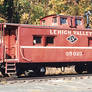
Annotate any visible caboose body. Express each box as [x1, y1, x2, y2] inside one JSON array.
[[0, 14, 92, 76]]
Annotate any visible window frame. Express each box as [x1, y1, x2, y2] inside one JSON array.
[[60, 17, 67, 24], [75, 19, 82, 26], [42, 20, 45, 25], [52, 17, 57, 24], [46, 36, 55, 45], [33, 35, 42, 45], [88, 37, 92, 46]]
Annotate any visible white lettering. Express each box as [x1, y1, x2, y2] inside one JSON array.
[[65, 51, 83, 56], [68, 31, 72, 35], [54, 30, 57, 34], [89, 32, 92, 36], [50, 30, 53, 34], [57, 30, 62, 35], [50, 29, 92, 36], [50, 30, 72, 35]]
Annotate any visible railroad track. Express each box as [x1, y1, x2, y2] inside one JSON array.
[[0, 73, 92, 84]]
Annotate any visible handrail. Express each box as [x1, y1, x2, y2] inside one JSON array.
[[20, 48, 31, 62]]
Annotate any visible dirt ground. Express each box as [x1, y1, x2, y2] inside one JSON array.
[[0, 75, 92, 92], [0, 66, 92, 92]]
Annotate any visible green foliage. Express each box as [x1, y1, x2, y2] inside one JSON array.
[[0, 0, 91, 25]]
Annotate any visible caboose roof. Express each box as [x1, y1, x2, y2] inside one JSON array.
[[40, 14, 84, 20], [2, 23, 58, 29], [2, 23, 92, 31]]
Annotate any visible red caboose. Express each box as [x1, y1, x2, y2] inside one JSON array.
[[0, 14, 92, 76]]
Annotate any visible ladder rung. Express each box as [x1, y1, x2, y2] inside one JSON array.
[[7, 64, 15, 66], [5, 62, 16, 75], [7, 68, 16, 71]]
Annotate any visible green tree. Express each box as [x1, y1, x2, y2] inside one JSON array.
[[0, 0, 6, 22], [17, 0, 46, 24], [0, 0, 91, 25], [3, 0, 14, 22]]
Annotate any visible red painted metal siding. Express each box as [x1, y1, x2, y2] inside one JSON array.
[[22, 48, 92, 62], [19, 26, 92, 63], [0, 21, 91, 63]]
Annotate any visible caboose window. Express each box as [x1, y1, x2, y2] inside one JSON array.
[[53, 17, 57, 23], [88, 37, 92, 46], [42, 20, 45, 25], [46, 36, 54, 44], [33, 36, 42, 44], [75, 19, 81, 25], [60, 17, 67, 24]]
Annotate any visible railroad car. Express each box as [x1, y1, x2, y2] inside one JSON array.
[[0, 14, 92, 76]]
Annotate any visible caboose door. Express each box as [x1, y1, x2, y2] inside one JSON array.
[[4, 25, 18, 60]]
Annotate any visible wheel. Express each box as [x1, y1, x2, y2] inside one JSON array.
[[75, 65, 84, 74], [16, 70, 24, 77], [1, 68, 5, 76], [33, 67, 46, 76], [0, 64, 8, 77], [24, 70, 30, 77]]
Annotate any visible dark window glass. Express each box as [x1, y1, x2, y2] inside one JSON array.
[[42, 20, 45, 24], [88, 37, 92, 46], [33, 36, 42, 44], [75, 19, 81, 25], [60, 18, 67, 24], [53, 17, 57, 23], [46, 37, 54, 44]]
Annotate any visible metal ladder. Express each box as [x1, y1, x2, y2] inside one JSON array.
[[5, 62, 16, 76]]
